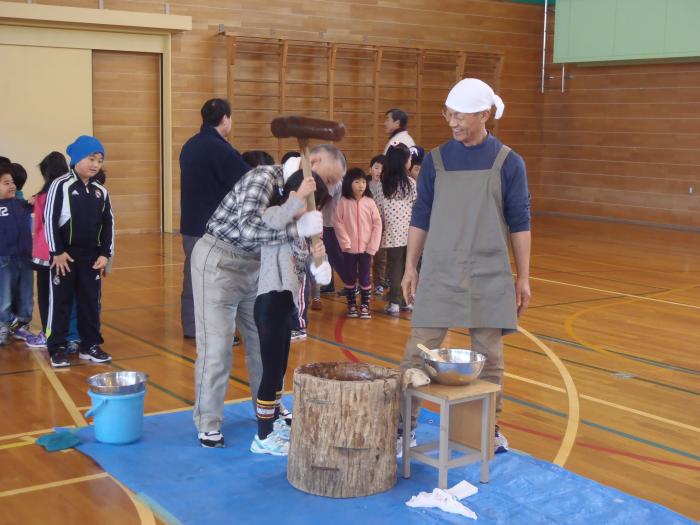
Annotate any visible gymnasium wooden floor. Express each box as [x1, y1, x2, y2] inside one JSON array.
[[1, 216, 698, 524]]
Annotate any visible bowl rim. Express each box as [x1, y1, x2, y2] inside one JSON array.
[[87, 371, 149, 386]]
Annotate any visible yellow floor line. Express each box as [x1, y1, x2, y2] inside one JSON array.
[[110, 476, 156, 525], [29, 350, 87, 427], [564, 284, 699, 360], [506, 373, 700, 433], [0, 473, 109, 498], [0, 440, 34, 451], [518, 326, 580, 467], [0, 426, 76, 442], [531, 276, 700, 310]]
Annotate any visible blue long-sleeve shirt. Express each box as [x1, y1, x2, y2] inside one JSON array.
[[411, 134, 531, 233]]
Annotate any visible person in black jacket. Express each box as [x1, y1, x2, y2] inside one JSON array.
[[179, 98, 250, 338], [44, 135, 114, 368]]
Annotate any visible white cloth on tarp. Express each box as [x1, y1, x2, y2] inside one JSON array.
[[405, 480, 479, 520]]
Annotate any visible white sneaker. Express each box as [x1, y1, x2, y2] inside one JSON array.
[[198, 431, 225, 448], [384, 303, 400, 315], [396, 429, 417, 458], [251, 431, 289, 456], [273, 417, 291, 441], [494, 424, 509, 453], [290, 329, 307, 341], [401, 304, 413, 312]]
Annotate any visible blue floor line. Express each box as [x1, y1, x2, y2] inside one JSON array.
[[506, 397, 700, 463], [533, 333, 700, 376], [308, 334, 700, 464]]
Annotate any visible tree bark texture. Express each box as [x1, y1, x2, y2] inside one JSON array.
[[287, 362, 400, 498]]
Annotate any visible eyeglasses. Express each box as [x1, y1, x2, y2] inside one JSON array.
[[441, 109, 483, 123]]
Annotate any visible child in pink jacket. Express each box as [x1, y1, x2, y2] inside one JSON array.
[[25, 152, 70, 348], [334, 168, 382, 319]]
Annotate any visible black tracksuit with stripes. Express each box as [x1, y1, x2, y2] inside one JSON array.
[[44, 171, 114, 355]]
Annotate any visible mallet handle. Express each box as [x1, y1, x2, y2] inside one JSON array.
[[298, 139, 325, 267]]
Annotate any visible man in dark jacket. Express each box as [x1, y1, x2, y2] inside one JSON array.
[[179, 98, 250, 338]]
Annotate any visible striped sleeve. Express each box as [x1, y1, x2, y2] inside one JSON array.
[[44, 175, 70, 255], [94, 182, 115, 257]]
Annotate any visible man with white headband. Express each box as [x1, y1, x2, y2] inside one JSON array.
[[399, 78, 531, 455]]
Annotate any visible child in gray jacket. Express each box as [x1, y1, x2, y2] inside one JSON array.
[[250, 170, 331, 456]]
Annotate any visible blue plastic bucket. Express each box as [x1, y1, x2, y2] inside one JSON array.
[[86, 389, 146, 444]]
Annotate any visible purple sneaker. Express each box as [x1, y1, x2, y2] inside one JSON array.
[[12, 323, 34, 341], [25, 332, 47, 348]]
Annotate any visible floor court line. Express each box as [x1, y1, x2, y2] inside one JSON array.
[[28, 349, 86, 427], [499, 421, 700, 473], [533, 277, 700, 310], [564, 284, 700, 361], [309, 332, 698, 459], [0, 473, 110, 498], [507, 373, 700, 434]]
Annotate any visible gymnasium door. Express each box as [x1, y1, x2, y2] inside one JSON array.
[[92, 51, 162, 233]]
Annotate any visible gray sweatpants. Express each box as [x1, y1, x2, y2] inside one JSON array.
[[191, 234, 263, 433]]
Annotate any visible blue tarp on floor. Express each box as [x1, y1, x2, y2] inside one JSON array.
[[74, 399, 694, 525]]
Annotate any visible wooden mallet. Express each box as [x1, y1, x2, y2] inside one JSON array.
[[270, 116, 346, 265]]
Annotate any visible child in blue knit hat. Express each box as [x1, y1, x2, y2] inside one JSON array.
[[44, 135, 115, 367]]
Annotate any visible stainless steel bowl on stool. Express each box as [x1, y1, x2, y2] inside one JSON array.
[[87, 371, 148, 395], [423, 349, 486, 386]]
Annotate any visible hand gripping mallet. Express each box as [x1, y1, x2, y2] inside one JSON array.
[[270, 116, 346, 266]]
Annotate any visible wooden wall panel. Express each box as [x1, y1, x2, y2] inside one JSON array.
[[539, 27, 700, 229], [3, 0, 544, 231], [93, 50, 161, 233]]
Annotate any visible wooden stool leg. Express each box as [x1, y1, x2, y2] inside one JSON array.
[[402, 390, 412, 479], [438, 400, 450, 489], [480, 393, 492, 483]]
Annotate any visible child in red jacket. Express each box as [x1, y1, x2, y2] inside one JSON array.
[[334, 168, 382, 319]]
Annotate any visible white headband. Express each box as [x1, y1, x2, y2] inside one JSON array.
[[445, 78, 505, 120]]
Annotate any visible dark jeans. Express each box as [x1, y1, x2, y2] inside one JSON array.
[[341, 252, 372, 290], [181, 235, 199, 337], [254, 290, 294, 439], [322, 226, 345, 287], [386, 246, 407, 305], [0, 256, 33, 326]]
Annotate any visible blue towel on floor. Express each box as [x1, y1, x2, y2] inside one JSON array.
[[36, 430, 81, 452]]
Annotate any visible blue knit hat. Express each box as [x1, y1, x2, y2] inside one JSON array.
[[66, 135, 105, 167]]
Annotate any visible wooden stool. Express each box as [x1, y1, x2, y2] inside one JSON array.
[[401, 380, 501, 489]]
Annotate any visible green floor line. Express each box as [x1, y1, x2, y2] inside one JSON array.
[[101, 321, 249, 387]]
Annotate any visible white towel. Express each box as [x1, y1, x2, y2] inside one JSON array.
[[445, 78, 505, 119], [405, 480, 479, 520]]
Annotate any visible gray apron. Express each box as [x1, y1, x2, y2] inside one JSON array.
[[411, 145, 517, 332]]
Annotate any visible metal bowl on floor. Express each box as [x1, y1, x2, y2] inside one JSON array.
[[87, 371, 148, 395], [423, 349, 486, 386]]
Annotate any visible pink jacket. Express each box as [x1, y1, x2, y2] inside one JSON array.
[[32, 192, 50, 264], [334, 196, 382, 256]]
